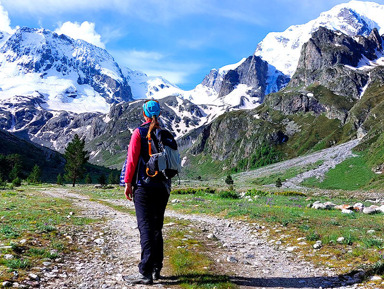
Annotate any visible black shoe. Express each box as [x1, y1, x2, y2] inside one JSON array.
[[153, 269, 161, 280], [123, 273, 153, 285]]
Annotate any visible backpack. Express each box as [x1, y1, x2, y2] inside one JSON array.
[[119, 127, 181, 186], [146, 128, 182, 180]]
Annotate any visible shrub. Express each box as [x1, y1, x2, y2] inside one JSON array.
[[171, 188, 197, 195], [12, 177, 21, 187], [5, 258, 31, 270], [218, 190, 240, 199], [306, 232, 321, 241], [0, 176, 7, 189], [246, 189, 269, 197], [274, 191, 306, 197], [171, 187, 217, 195]]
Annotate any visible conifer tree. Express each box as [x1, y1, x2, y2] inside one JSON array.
[[64, 134, 89, 187], [57, 173, 63, 185], [85, 173, 92, 184], [28, 164, 41, 184], [9, 154, 22, 181], [98, 174, 106, 185], [276, 177, 283, 188], [225, 175, 234, 185], [108, 173, 114, 185]]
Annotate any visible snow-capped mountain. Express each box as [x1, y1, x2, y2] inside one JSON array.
[[255, 0, 384, 77], [0, 27, 132, 113], [124, 68, 183, 99]]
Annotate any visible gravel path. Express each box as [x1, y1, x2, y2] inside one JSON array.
[[37, 188, 373, 289]]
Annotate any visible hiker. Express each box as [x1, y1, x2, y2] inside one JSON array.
[[123, 99, 170, 285]]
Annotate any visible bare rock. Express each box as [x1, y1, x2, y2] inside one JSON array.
[[313, 241, 322, 249], [227, 256, 238, 263], [2, 281, 12, 287], [363, 205, 379, 214], [28, 273, 40, 281], [337, 237, 345, 243], [335, 204, 353, 210], [4, 254, 14, 260], [353, 203, 364, 211], [341, 209, 354, 214]]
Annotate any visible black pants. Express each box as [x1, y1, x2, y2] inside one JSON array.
[[133, 186, 169, 276]]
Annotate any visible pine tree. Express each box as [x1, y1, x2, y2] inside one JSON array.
[[9, 154, 22, 181], [98, 174, 106, 185], [85, 173, 92, 184], [225, 175, 234, 185], [57, 173, 63, 185], [108, 173, 114, 185], [64, 134, 89, 187], [276, 177, 283, 188], [28, 164, 41, 184]]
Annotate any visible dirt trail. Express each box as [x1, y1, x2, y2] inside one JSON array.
[[39, 189, 366, 289]]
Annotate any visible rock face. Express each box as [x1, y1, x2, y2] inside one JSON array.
[[290, 27, 383, 100], [201, 55, 289, 107]]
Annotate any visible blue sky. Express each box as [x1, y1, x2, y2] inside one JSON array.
[[1, 0, 384, 90]]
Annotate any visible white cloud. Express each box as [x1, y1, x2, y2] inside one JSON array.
[[0, 2, 15, 34], [112, 49, 202, 85], [55, 21, 105, 48]]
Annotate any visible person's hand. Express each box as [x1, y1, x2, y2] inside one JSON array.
[[124, 183, 133, 201]]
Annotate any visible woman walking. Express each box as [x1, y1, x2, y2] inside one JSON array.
[[123, 99, 170, 285]]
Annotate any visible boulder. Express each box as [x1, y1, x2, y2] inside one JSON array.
[[363, 205, 380, 214], [337, 237, 345, 243], [313, 203, 326, 210], [335, 204, 353, 210], [313, 240, 322, 249], [324, 202, 336, 209], [353, 203, 364, 212], [342, 209, 354, 214]]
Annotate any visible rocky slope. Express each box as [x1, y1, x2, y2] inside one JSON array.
[[182, 26, 384, 177]]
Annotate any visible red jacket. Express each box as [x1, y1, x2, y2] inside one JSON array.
[[124, 120, 151, 184]]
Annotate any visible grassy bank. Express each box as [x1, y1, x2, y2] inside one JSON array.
[[302, 152, 383, 190]]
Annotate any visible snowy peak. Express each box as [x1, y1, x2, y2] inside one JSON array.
[[0, 27, 132, 113], [255, 0, 384, 77], [124, 68, 183, 100]]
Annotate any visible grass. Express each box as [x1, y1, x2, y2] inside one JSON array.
[[302, 152, 381, 190], [249, 161, 324, 186], [166, 188, 384, 275], [165, 219, 237, 289], [0, 185, 94, 283]]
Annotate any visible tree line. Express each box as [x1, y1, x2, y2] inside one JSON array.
[[0, 134, 120, 189]]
